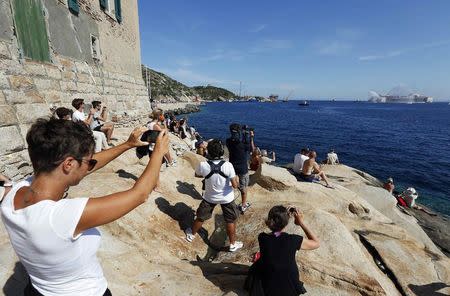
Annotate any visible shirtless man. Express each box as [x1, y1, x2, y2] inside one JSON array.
[[301, 151, 333, 188]]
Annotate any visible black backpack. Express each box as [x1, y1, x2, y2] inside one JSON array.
[[202, 160, 229, 190]]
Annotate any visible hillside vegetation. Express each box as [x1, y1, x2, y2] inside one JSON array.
[[142, 65, 235, 101]]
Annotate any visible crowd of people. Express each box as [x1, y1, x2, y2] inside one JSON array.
[[4, 106, 430, 295]]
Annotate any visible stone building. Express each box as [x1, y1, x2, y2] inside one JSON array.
[[0, 0, 150, 179]]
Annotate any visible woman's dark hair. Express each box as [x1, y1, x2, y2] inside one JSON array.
[[26, 118, 95, 174], [207, 139, 224, 159], [266, 205, 290, 232], [92, 100, 102, 108], [55, 107, 73, 119], [71, 98, 84, 109]]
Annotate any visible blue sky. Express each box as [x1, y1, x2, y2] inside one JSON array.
[[138, 0, 450, 100]]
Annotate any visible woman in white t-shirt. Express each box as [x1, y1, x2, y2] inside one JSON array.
[[1, 118, 169, 295]]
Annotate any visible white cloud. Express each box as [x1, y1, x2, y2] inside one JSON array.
[[359, 40, 450, 61], [315, 28, 362, 56], [250, 39, 293, 53], [317, 40, 352, 55], [249, 24, 267, 33], [175, 58, 194, 67], [158, 68, 223, 85]]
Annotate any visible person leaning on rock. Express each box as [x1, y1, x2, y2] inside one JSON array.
[[1, 117, 169, 295], [244, 205, 320, 295], [185, 139, 243, 252]]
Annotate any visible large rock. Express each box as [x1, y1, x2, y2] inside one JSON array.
[[0, 129, 449, 296]]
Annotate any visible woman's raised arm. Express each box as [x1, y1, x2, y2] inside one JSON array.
[[88, 127, 149, 174], [75, 130, 169, 236]]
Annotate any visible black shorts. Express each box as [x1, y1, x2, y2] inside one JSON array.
[[300, 173, 319, 182], [93, 124, 104, 131], [196, 200, 239, 223]]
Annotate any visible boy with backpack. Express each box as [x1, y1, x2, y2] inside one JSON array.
[[185, 139, 243, 252]]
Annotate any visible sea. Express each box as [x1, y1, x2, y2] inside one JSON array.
[[184, 101, 450, 217]]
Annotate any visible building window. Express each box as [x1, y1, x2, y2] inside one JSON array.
[[100, 0, 116, 20], [90, 35, 100, 60], [13, 0, 50, 62]]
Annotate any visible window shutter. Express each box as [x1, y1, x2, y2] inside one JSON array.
[[99, 0, 107, 10], [114, 0, 122, 23], [68, 0, 79, 15]]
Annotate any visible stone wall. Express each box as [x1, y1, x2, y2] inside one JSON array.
[[0, 0, 150, 178]]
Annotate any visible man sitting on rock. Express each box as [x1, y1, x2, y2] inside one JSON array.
[[185, 139, 243, 252], [71, 98, 108, 153], [293, 148, 309, 174], [326, 149, 339, 165], [300, 151, 333, 188], [91, 100, 115, 145]]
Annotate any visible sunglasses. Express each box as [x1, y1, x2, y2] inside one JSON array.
[[75, 158, 98, 171]]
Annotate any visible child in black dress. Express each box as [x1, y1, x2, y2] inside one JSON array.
[[245, 205, 320, 296]]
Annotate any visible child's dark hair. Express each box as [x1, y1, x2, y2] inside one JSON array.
[[266, 205, 290, 232], [206, 139, 224, 159], [26, 118, 95, 175]]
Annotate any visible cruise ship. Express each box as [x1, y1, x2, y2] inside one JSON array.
[[368, 91, 433, 104]]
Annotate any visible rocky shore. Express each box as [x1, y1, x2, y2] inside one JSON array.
[[1, 127, 449, 295]]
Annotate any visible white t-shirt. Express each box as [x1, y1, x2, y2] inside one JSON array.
[[0, 179, 107, 296], [327, 152, 339, 164], [293, 154, 309, 174], [195, 160, 236, 204], [90, 111, 103, 130], [72, 110, 86, 123]]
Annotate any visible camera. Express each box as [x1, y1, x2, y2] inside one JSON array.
[[145, 130, 161, 144]]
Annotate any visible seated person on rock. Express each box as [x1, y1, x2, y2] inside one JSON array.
[[71, 98, 108, 153], [54, 107, 73, 120], [326, 149, 339, 165], [300, 151, 333, 188], [91, 101, 115, 145], [147, 109, 176, 167], [383, 177, 395, 194], [245, 205, 319, 295], [196, 140, 208, 157], [250, 147, 262, 171], [292, 148, 309, 174], [261, 149, 275, 164], [1, 117, 169, 295], [185, 139, 243, 252]]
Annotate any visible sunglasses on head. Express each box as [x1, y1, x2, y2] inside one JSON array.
[[75, 158, 97, 171]]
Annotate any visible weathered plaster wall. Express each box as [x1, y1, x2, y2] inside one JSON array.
[[0, 0, 14, 40], [0, 0, 149, 177], [43, 0, 100, 63]]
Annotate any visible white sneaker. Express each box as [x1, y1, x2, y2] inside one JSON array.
[[229, 241, 243, 252], [185, 228, 195, 242], [239, 202, 251, 213]]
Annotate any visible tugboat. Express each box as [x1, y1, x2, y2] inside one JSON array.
[[298, 100, 309, 106]]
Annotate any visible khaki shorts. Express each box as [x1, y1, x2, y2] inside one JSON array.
[[196, 200, 240, 223]]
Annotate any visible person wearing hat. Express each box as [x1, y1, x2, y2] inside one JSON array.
[[383, 177, 395, 194]]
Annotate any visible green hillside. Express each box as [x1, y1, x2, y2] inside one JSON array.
[[141, 65, 235, 101]]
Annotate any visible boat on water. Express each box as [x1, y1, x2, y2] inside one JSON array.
[[368, 90, 433, 104], [298, 100, 309, 106]]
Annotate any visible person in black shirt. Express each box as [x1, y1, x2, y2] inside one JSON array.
[[226, 124, 254, 213], [246, 205, 320, 295]]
